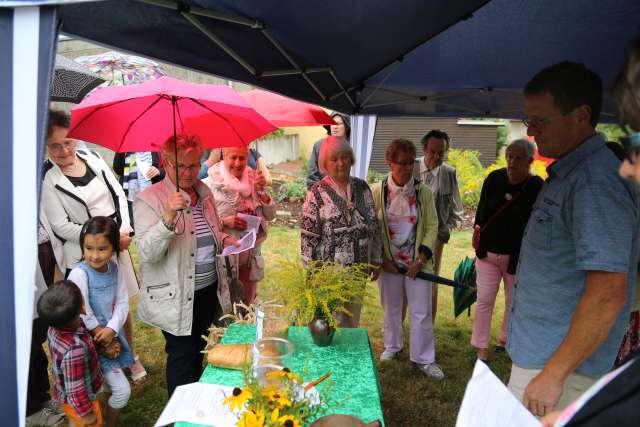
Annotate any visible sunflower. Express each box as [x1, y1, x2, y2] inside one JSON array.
[[278, 414, 302, 427], [223, 387, 253, 411], [237, 409, 265, 427]]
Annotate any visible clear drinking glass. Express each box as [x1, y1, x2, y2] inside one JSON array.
[[256, 302, 289, 339], [252, 337, 294, 367]]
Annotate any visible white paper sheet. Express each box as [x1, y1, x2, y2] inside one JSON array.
[[456, 360, 540, 427], [237, 213, 261, 234], [218, 230, 256, 257], [154, 382, 238, 427], [136, 156, 153, 182]]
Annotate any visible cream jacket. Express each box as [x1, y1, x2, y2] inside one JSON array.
[[134, 177, 234, 336], [41, 148, 132, 269]]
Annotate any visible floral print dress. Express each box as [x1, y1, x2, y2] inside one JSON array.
[[301, 176, 381, 266]]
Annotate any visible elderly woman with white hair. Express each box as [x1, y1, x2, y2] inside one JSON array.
[[301, 136, 382, 327], [133, 134, 238, 397], [203, 145, 275, 304], [471, 138, 543, 362]]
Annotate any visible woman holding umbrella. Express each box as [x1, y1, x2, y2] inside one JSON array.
[[371, 139, 444, 380], [133, 134, 239, 398]]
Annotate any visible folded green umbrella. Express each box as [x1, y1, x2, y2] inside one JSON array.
[[453, 257, 478, 317]]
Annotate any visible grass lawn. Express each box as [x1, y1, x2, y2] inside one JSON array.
[[122, 228, 512, 426]]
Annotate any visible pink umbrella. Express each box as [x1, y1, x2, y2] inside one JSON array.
[[68, 76, 277, 153], [238, 89, 335, 127]]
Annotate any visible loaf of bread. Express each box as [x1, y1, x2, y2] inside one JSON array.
[[207, 344, 253, 370]]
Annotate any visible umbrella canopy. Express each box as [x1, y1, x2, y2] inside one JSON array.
[[74, 50, 166, 87], [453, 257, 477, 318], [51, 54, 104, 103], [68, 76, 277, 153], [239, 89, 335, 127]]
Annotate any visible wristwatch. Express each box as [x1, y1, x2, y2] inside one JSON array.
[[161, 216, 176, 231]]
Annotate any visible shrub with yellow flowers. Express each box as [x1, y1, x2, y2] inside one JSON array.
[[224, 367, 329, 427]]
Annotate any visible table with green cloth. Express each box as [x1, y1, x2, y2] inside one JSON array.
[[177, 323, 384, 426]]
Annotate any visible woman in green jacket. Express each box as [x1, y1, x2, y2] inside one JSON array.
[[371, 139, 443, 379]]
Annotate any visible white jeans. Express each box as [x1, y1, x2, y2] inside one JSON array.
[[103, 368, 131, 409], [507, 364, 596, 411]]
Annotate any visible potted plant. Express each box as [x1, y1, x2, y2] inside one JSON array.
[[266, 258, 371, 346]]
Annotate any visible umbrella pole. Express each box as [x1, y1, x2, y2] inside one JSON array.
[[172, 96, 179, 192]]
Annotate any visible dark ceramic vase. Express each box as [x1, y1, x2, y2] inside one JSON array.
[[308, 317, 335, 347]]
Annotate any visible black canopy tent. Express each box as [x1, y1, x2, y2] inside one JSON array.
[[2, 1, 639, 425]]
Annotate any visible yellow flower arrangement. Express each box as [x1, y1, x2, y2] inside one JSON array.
[[224, 366, 330, 427]]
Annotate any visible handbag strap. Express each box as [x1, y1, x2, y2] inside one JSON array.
[[480, 175, 532, 233]]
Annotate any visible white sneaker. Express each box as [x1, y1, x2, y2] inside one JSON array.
[[416, 362, 445, 380], [379, 350, 400, 362]]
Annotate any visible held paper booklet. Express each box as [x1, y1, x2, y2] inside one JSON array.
[[456, 360, 539, 427]]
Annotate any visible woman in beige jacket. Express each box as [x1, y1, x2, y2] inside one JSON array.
[[134, 134, 238, 397]]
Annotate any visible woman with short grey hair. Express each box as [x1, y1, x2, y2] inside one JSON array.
[[506, 138, 536, 160], [134, 134, 238, 397], [470, 139, 543, 362], [301, 136, 381, 327]]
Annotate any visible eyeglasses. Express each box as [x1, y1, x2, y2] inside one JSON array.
[[167, 161, 200, 173], [522, 114, 565, 129], [47, 140, 75, 152]]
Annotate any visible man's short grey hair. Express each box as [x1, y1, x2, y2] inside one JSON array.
[[506, 138, 536, 159], [318, 136, 355, 172]]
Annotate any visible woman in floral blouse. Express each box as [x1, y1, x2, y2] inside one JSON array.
[[371, 139, 443, 380], [301, 136, 381, 327]]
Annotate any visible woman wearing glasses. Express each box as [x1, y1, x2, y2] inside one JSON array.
[[133, 134, 238, 397], [41, 110, 148, 381], [371, 139, 444, 379]]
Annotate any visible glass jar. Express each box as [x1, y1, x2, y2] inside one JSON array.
[[256, 302, 289, 339], [252, 337, 294, 368]]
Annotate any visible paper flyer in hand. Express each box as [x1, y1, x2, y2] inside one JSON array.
[[154, 382, 238, 427], [455, 360, 539, 427], [218, 230, 256, 257], [236, 213, 261, 234]]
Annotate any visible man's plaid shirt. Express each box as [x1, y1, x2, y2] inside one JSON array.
[[47, 320, 104, 416]]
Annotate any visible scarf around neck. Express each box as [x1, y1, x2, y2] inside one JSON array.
[[209, 162, 253, 198]]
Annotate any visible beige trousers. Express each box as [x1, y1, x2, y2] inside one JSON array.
[[507, 364, 597, 411]]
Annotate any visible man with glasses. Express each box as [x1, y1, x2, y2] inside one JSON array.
[[507, 61, 640, 417], [413, 130, 463, 325]]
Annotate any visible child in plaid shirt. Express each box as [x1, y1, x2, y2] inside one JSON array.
[[37, 280, 104, 427]]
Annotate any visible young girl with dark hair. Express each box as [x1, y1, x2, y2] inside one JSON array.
[[67, 216, 132, 427]]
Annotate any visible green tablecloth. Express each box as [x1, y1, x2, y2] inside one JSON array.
[[178, 324, 384, 426]]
